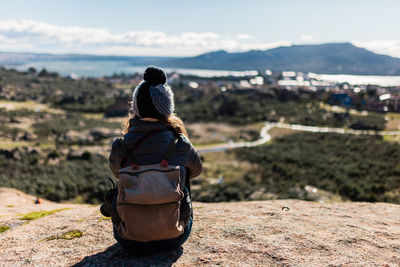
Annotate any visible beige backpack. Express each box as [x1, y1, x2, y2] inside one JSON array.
[[115, 133, 185, 242]]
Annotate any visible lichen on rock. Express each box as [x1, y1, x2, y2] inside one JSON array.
[[0, 225, 10, 233], [19, 208, 72, 222], [42, 230, 83, 241]]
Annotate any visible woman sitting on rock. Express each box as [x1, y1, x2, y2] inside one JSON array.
[[101, 66, 202, 255]]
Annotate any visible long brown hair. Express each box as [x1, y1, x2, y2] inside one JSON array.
[[122, 114, 188, 137]]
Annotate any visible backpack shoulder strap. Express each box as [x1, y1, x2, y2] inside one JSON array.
[[160, 135, 179, 167], [121, 130, 161, 168]]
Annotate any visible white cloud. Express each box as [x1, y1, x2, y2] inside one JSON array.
[[301, 34, 314, 41], [353, 40, 400, 58], [236, 34, 251, 40], [2, 20, 400, 58], [0, 19, 290, 56]]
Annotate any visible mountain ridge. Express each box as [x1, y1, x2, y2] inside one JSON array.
[[154, 42, 400, 75]]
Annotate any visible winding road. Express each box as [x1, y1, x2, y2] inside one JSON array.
[[197, 122, 400, 153]]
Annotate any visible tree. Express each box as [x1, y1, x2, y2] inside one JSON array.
[[38, 68, 49, 77], [28, 67, 37, 75]]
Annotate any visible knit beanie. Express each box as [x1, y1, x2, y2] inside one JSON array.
[[131, 66, 174, 119]]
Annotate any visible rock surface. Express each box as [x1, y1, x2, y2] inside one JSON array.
[[0, 187, 399, 266]]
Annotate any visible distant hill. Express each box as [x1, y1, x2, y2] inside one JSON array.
[[2, 43, 400, 75], [152, 43, 400, 75]]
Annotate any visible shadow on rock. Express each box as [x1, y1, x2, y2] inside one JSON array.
[[73, 243, 184, 267]]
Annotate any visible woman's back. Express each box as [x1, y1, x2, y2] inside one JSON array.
[[104, 66, 202, 255], [116, 118, 202, 177]]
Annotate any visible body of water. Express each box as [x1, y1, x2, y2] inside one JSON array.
[[318, 74, 400, 87], [8, 60, 400, 86], [10, 60, 258, 78]]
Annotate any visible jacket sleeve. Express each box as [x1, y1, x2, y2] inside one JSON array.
[[181, 135, 203, 179], [109, 137, 125, 179]]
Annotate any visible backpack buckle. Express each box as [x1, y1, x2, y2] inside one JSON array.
[[131, 163, 139, 170], [161, 160, 169, 168]]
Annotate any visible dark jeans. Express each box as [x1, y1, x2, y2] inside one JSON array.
[[113, 217, 193, 256]]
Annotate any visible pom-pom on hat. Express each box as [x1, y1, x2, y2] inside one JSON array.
[[143, 66, 167, 85], [131, 66, 174, 119]]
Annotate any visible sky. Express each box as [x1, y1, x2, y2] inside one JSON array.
[[0, 0, 400, 57]]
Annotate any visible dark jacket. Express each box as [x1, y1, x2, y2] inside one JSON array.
[[109, 118, 202, 225]]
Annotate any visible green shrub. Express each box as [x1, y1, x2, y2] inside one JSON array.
[[234, 132, 400, 203], [0, 153, 113, 203]]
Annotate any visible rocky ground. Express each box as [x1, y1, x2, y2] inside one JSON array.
[[0, 187, 399, 266]]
